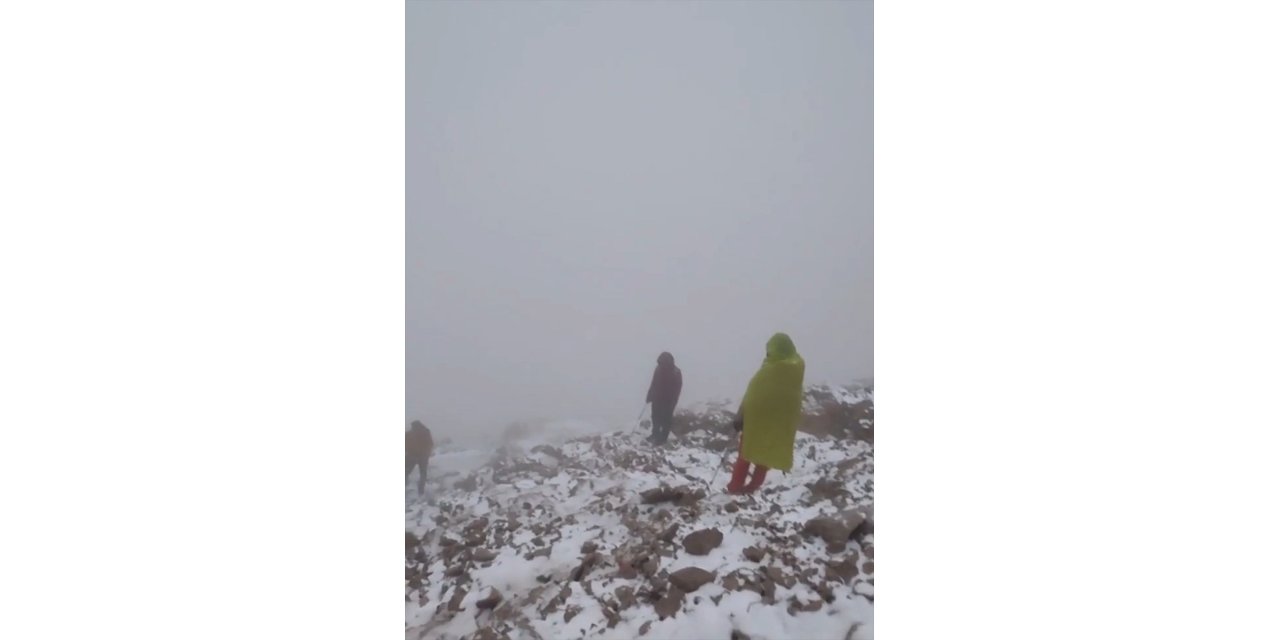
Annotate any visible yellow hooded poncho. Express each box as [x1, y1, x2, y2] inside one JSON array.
[[740, 333, 806, 471]]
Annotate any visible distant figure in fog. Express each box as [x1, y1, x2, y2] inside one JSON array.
[[645, 352, 683, 445], [405, 420, 434, 495], [727, 333, 805, 494]]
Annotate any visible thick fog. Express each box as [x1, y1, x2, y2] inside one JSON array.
[[407, 1, 872, 444]]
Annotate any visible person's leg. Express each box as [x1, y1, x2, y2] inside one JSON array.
[[745, 463, 770, 492], [726, 434, 750, 492], [725, 455, 750, 493], [406, 458, 414, 486], [416, 457, 428, 495], [654, 405, 674, 444]]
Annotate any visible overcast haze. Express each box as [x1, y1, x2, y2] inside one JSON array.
[[407, 0, 872, 442]]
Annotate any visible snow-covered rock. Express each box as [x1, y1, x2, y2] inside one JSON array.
[[406, 396, 874, 640]]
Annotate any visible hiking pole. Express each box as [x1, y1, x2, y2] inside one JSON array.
[[631, 403, 649, 434], [706, 445, 737, 488]]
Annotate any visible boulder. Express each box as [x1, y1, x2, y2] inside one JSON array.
[[681, 528, 724, 555], [669, 567, 716, 593], [801, 509, 867, 549], [447, 585, 469, 612], [654, 587, 685, 619], [475, 587, 502, 611], [659, 523, 680, 543]]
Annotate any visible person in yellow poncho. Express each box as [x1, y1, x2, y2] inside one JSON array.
[[726, 332, 806, 494]]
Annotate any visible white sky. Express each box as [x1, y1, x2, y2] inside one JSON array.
[[407, 0, 872, 440]]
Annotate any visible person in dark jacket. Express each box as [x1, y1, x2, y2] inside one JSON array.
[[405, 420, 434, 496], [645, 352, 683, 445]]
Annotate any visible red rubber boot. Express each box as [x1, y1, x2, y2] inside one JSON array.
[[725, 456, 750, 494], [744, 464, 769, 493]]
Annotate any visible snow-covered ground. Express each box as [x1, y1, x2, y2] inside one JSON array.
[[406, 396, 874, 640]]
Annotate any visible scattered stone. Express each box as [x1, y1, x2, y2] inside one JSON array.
[[616, 558, 639, 579], [642, 556, 660, 577], [569, 552, 602, 582], [669, 567, 716, 592], [475, 587, 502, 611], [722, 575, 741, 591], [659, 523, 680, 543], [640, 487, 682, 504], [826, 556, 860, 583], [788, 596, 824, 614], [801, 510, 867, 550], [523, 547, 551, 561], [639, 621, 653, 636], [682, 528, 724, 555], [538, 598, 560, 619], [677, 489, 706, 507], [447, 585, 469, 612], [612, 585, 637, 610], [641, 485, 703, 506], [440, 542, 465, 563], [852, 516, 874, 543], [765, 566, 797, 588], [725, 502, 739, 513], [471, 627, 510, 640], [757, 577, 777, 603], [563, 605, 582, 622], [654, 587, 685, 619], [806, 478, 848, 502], [439, 535, 458, 547], [863, 545, 874, 559], [743, 547, 766, 562], [472, 548, 497, 563], [581, 541, 598, 554], [405, 531, 421, 553], [444, 565, 466, 578], [863, 561, 874, 575], [465, 517, 489, 532], [731, 630, 752, 640], [802, 517, 845, 546]]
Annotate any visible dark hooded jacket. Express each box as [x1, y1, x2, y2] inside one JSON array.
[[406, 420, 434, 462], [646, 352, 683, 413]]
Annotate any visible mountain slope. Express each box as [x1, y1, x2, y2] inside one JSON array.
[[406, 386, 874, 640]]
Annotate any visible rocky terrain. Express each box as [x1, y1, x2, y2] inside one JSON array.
[[406, 384, 874, 640]]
